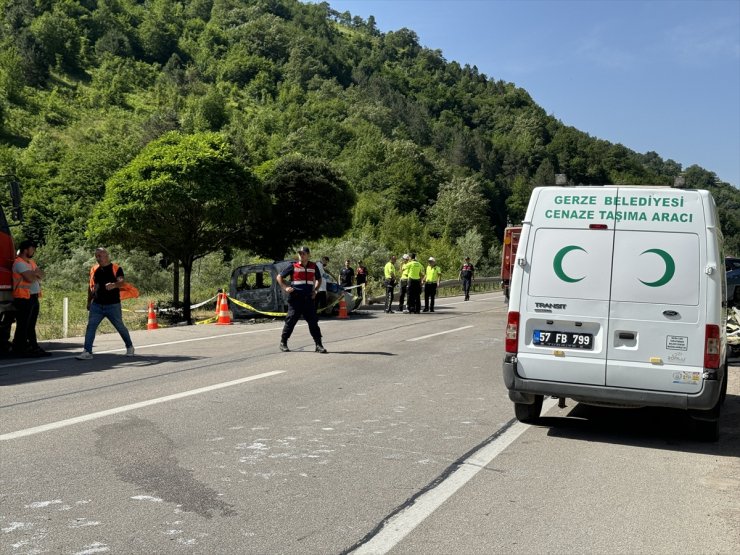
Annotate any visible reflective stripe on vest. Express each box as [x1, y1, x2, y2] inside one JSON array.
[[291, 261, 317, 285], [12, 257, 38, 299]]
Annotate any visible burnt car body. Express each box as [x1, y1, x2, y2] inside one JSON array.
[[229, 261, 359, 318], [726, 256, 740, 306]]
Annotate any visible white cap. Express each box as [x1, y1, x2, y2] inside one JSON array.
[[402, 254, 410, 260], [428, 257, 435, 262]]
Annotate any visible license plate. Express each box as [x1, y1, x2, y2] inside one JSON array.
[[533, 330, 593, 350]]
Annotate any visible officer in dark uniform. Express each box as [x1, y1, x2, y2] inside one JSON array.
[[459, 256, 475, 301], [277, 246, 327, 353]]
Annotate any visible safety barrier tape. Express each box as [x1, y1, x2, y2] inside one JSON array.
[[122, 290, 359, 322]]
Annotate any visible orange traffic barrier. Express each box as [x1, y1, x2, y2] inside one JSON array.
[[338, 295, 349, 319], [215, 293, 233, 325], [146, 301, 159, 330]]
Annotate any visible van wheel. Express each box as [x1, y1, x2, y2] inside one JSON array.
[[720, 365, 728, 406], [514, 395, 543, 424], [691, 417, 719, 442]]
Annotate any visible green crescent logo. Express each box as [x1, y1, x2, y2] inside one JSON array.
[[639, 249, 675, 287], [553, 245, 586, 283]]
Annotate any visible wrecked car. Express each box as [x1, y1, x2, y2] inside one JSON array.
[[229, 261, 359, 318]]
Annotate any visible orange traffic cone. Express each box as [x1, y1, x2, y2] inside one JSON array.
[[147, 301, 159, 330], [215, 293, 233, 325], [215, 292, 222, 318], [338, 295, 349, 319]]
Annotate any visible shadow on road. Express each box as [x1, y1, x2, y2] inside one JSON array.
[[0, 354, 202, 387], [539, 391, 740, 457]]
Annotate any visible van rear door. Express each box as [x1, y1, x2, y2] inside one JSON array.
[[516, 188, 614, 385], [606, 189, 705, 394]]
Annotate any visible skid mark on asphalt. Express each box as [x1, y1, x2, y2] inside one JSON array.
[[95, 417, 236, 519]]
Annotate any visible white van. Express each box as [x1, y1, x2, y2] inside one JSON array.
[[502, 186, 728, 440]]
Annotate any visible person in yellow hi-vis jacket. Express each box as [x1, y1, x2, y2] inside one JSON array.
[[405, 253, 424, 314], [383, 254, 397, 313], [423, 257, 442, 312]]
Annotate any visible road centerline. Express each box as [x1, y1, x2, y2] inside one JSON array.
[[0, 370, 285, 441], [406, 325, 473, 342]]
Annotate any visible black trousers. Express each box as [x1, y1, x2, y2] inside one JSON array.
[[384, 280, 395, 312], [12, 295, 40, 352], [462, 278, 472, 299], [407, 279, 422, 313], [314, 291, 327, 314], [282, 293, 322, 344], [424, 283, 438, 311], [397, 279, 408, 311]]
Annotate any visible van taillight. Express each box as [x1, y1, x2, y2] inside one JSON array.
[[704, 325, 720, 369], [506, 311, 519, 354]]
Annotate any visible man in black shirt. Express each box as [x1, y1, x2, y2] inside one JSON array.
[[340, 259, 354, 288], [76, 247, 136, 360]]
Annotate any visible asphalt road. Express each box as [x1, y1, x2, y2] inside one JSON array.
[[1, 293, 738, 554]]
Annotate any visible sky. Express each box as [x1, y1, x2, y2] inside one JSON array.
[[319, 0, 740, 188]]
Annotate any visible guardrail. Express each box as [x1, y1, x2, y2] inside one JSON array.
[[364, 277, 502, 306]]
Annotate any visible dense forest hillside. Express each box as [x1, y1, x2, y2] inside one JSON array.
[[1, 0, 738, 279]]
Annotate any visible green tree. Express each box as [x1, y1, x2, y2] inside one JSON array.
[[257, 154, 356, 260], [427, 176, 490, 242], [88, 131, 268, 323]]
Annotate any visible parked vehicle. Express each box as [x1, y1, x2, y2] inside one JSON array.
[[726, 256, 740, 306], [500, 226, 521, 302], [0, 177, 22, 353], [229, 260, 359, 318], [503, 186, 728, 440]]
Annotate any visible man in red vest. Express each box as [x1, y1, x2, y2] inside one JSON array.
[[76, 247, 137, 360], [277, 246, 327, 353], [12, 239, 50, 357]]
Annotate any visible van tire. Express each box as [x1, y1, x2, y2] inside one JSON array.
[[692, 417, 719, 442], [514, 395, 543, 424], [719, 364, 728, 406]]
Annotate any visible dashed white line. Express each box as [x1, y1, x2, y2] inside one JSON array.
[[0, 370, 285, 441]]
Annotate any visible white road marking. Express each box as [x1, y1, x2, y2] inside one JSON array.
[[406, 325, 473, 342], [352, 398, 558, 554], [0, 326, 286, 369], [0, 370, 284, 441]]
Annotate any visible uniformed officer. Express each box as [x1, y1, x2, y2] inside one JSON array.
[[423, 257, 441, 312], [277, 246, 327, 353], [459, 256, 475, 301], [405, 253, 424, 314], [397, 254, 410, 312], [383, 254, 397, 313]]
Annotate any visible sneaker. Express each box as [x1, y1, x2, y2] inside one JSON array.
[[315, 344, 328, 354], [279, 342, 290, 352], [126, 346, 135, 356], [76, 351, 93, 360]]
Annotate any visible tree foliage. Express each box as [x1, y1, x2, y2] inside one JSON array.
[[88, 131, 268, 321], [0, 0, 738, 289], [258, 154, 356, 260]]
